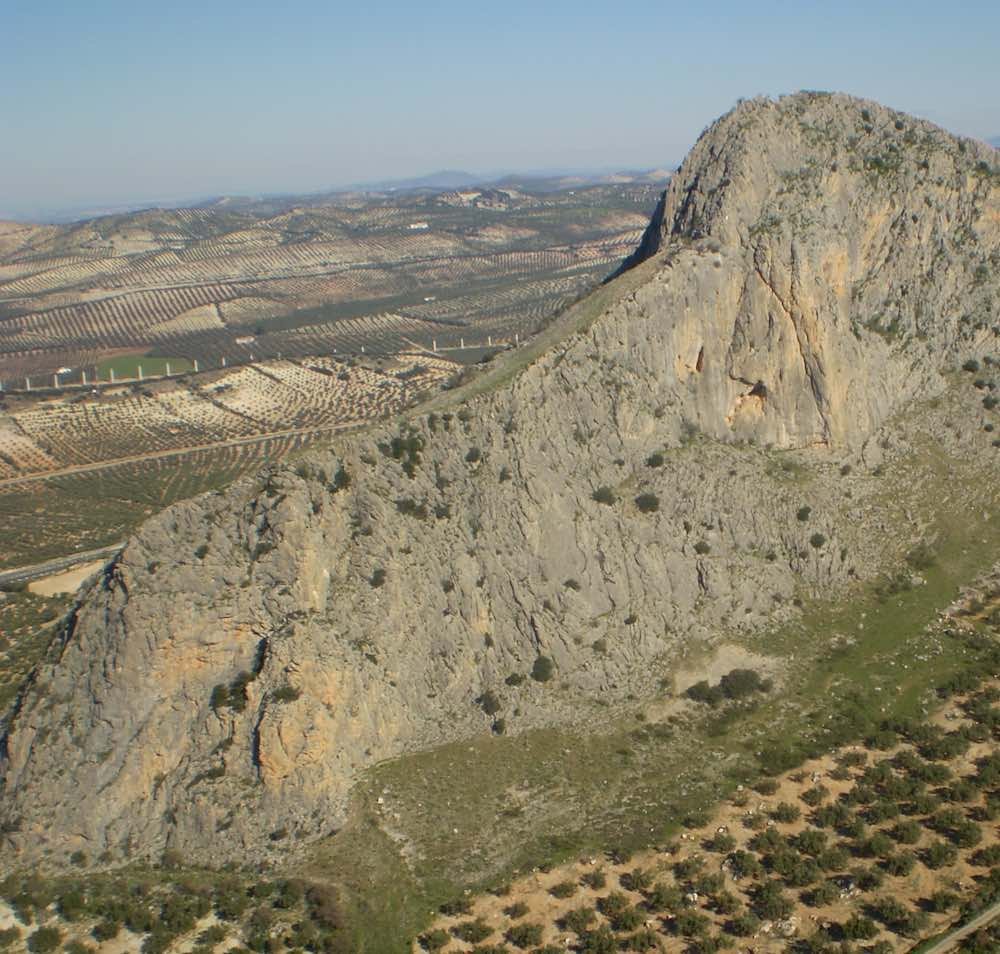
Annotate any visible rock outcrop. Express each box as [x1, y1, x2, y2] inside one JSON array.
[[1, 92, 997, 867]]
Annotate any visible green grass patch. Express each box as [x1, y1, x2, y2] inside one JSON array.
[[94, 355, 193, 380]]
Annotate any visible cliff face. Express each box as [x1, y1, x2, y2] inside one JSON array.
[[633, 92, 998, 447], [1, 92, 997, 866]]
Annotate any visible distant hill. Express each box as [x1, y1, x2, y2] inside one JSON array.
[[344, 168, 673, 195], [988, 135, 1000, 148], [348, 169, 484, 192], [191, 169, 673, 216]]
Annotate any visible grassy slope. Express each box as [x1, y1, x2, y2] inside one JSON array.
[[304, 388, 1000, 951]]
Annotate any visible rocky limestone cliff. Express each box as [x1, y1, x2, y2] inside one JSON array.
[[1, 92, 997, 867]]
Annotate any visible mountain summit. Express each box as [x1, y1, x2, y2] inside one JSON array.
[[1, 92, 997, 867]]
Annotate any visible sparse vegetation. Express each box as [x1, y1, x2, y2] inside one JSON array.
[[635, 493, 660, 513], [592, 486, 617, 505], [531, 656, 556, 683], [419, 660, 1000, 953]]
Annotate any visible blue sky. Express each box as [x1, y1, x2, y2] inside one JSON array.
[[2, 0, 998, 219]]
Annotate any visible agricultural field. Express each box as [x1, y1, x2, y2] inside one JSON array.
[[0, 178, 661, 571], [0, 353, 455, 481], [0, 181, 660, 386], [416, 669, 1000, 954], [0, 432, 314, 569]]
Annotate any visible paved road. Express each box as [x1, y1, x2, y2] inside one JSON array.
[[918, 901, 1000, 954], [0, 543, 123, 589]]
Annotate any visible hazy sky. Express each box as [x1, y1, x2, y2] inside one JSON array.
[[3, 0, 999, 219]]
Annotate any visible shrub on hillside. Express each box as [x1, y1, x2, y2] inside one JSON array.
[[27, 928, 62, 954], [531, 656, 555, 682], [635, 493, 660, 513], [505, 922, 543, 949], [451, 918, 492, 943], [560, 906, 596, 935]]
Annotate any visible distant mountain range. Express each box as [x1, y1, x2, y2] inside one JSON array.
[[346, 169, 486, 192], [5, 167, 674, 225], [191, 169, 673, 217], [988, 136, 1000, 148], [343, 167, 673, 195]]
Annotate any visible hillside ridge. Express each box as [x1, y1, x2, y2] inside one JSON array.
[[0, 91, 997, 868]]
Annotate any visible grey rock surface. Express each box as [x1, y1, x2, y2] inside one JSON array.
[[1, 92, 997, 867]]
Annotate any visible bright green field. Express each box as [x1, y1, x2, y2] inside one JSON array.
[[94, 355, 193, 380]]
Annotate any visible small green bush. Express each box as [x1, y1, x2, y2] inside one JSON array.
[[727, 913, 760, 937], [619, 868, 653, 892], [841, 915, 879, 940], [561, 906, 596, 934], [646, 452, 665, 467], [797, 505, 812, 522], [0, 927, 20, 949], [771, 802, 801, 823], [579, 924, 617, 953], [27, 927, 62, 954], [580, 869, 607, 890], [719, 668, 770, 699], [452, 918, 492, 943], [505, 922, 543, 948], [418, 928, 450, 951], [592, 486, 616, 505], [478, 690, 502, 716], [635, 493, 660, 513], [92, 919, 121, 941], [396, 498, 429, 519], [211, 670, 257, 712], [439, 897, 473, 916], [531, 656, 555, 682], [64, 943, 94, 954], [686, 680, 724, 707], [330, 466, 351, 493], [708, 832, 736, 853], [270, 685, 301, 703]]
